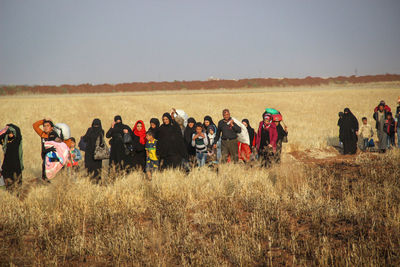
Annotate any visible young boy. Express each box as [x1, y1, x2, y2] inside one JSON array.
[[67, 137, 82, 168], [358, 117, 374, 151], [192, 122, 209, 167], [145, 130, 159, 180]]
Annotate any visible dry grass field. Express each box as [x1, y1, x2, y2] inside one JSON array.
[[0, 82, 400, 265]]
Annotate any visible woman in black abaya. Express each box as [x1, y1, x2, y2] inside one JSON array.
[[157, 113, 188, 169], [340, 108, 359, 155], [82, 118, 104, 181]]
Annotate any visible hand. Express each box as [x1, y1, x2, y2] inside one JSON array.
[[268, 144, 273, 148], [200, 133, 205, 138], [111, 121, 115, 128], [229, 120, 234, 126], [355, 131, 358, 135], [213, 144, 217, 149]]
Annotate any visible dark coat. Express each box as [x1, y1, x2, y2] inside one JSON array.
[[82, 125, 104, 175], [340, 112, 359, 154], [125, 133, 146, 171], [157, 113, 188, 168], [106, 122, 131, 168], [184, 125, 196, 156], [0, 124, 22, 180], [276, 124, 287, 141]]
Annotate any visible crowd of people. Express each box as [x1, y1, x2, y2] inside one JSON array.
[[0, 108, 288, 189], [338, 98, 400, 154]]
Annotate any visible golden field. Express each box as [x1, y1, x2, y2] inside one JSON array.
[[0, 82, 400, 265]]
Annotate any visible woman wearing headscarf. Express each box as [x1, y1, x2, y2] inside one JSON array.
[[157, 112, 188, 169], [0, 124, 23, 189], [82, 119, 104, 181], [204, 115, 220, 161], [340, 108, 359, 155], [255, 112, 278, 167], [129, 120, 147, 171], [203, 115, 216, 133], [106, 115, 132, 171], [184, 117, 197, 162], [149, 118, 160, 140]]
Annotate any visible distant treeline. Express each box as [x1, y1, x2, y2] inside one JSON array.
[[1, 73, 400, 95]]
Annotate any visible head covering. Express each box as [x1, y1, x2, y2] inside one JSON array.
[[203, 115, 215, 126], [338, 112, 344, 117], [114, 115, 122, 122], [133, 120, 147, 145], [187, 117, 196, 125], [242, 119, 251, 128], [207, 124, 217, 133], [150, 118, 160, 128], [380, 100, 385, 105], [162, 112, 173, 125], [344, 108, 351, 113], [92, 118, 102, 128], [263, 113, 272, 121]]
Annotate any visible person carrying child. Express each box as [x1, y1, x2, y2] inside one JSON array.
[[145, 130, 159, 180], [358, 117, 374, 151], [192, 122, 209, 167], [66, 137, 82, 169]]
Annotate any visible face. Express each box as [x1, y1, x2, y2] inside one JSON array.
[[150, 122, 156, 129], [274, 121, 279, 126], [43, 122, 53, 133], [204, 120, 210, 127], [264, 118, 270, 124], [146, 134, 153, 140], [379, 106, 384, 111], [362, 119, 367, 124], [223, 111, 230, 121], [188, 122, 195, 128], [209, 128, 215, 135], [242, 121, 248, 127], [136, 123, 143, 131], [71, 141, 76, 148], [196, 126, 203, 134], [8, 133, 14, 138], [163, 116, 170, 125]]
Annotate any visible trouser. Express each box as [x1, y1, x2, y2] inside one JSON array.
[[274, 140, 283, 163], [196, 152, 207, 167], [259, 146, 274, 168], [238, 143, 251, 162], [221, 139, 238, 163], [387, 134, 395, 148], [362, 138, 369, 151]]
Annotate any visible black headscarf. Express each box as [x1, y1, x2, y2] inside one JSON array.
[[150, 118, 160, 128], [203, 115, 215, 126], [162, 113, 173, 125], [242, 119, 255, 148], [158, 112, 188, 161], [184, 118, 197, 156], [114, 115, 122, 122]]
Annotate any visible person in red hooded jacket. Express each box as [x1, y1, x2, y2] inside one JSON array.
[[255, 112, 278, 168]]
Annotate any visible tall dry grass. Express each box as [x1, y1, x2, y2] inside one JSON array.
[[0, 82, 400, 265]]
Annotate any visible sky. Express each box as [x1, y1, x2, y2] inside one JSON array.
[[0, 0, 400, 85]]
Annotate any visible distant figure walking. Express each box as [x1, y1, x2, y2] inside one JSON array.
[[339, 108, 359, 155], [82, 119, 104, 181], [256, 113, 278, 167], [0, 124, 23, 190], [373, 104, 388, 152], [106, 115, 131, 171]]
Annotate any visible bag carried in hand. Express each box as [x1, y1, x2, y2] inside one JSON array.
[[94, 135, 110, 160], [78, 136, 87, 151], [282, 135, 288, 143], [368, 138, 375, 148]]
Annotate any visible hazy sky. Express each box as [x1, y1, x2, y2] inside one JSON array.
[[1, 0, 400, 85]]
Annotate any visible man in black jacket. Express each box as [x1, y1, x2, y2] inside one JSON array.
[[214, 109, 241, 163]]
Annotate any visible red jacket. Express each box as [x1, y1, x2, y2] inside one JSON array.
[[374, 105, 391, 113], [255, 121, 278, 150]]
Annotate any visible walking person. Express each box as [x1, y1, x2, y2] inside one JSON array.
[[130, 120, 147, 171], [274, 118, 288, 163], [82, 119, 104, 182], [157, 112, 188, 169], [239, 119, 255, 162], [384, 112, 396, 149], [33, 119, 60, 181], [184, 118, 197, 164], [149, 118, 160, 140], [373, 103, 388, 153], [204, 115, 221, 161], [255, 113, 278, 168], [340, 108, 359, 155], [106, 115, 131, 172], [192, 122, 209, 167], [395, 97, 400, 147], [358, 117, 374, 151], [214, 109, 242, 163], [0, 124, 23, 190]]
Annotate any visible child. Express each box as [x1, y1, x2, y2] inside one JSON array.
[[67, 137, 82, 168], [145, 130, 159, 180], [206, 125, 218, 166], [384, 112, 396, 148], [192, 122, 208, 167], [358, 117, 374, 151]]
